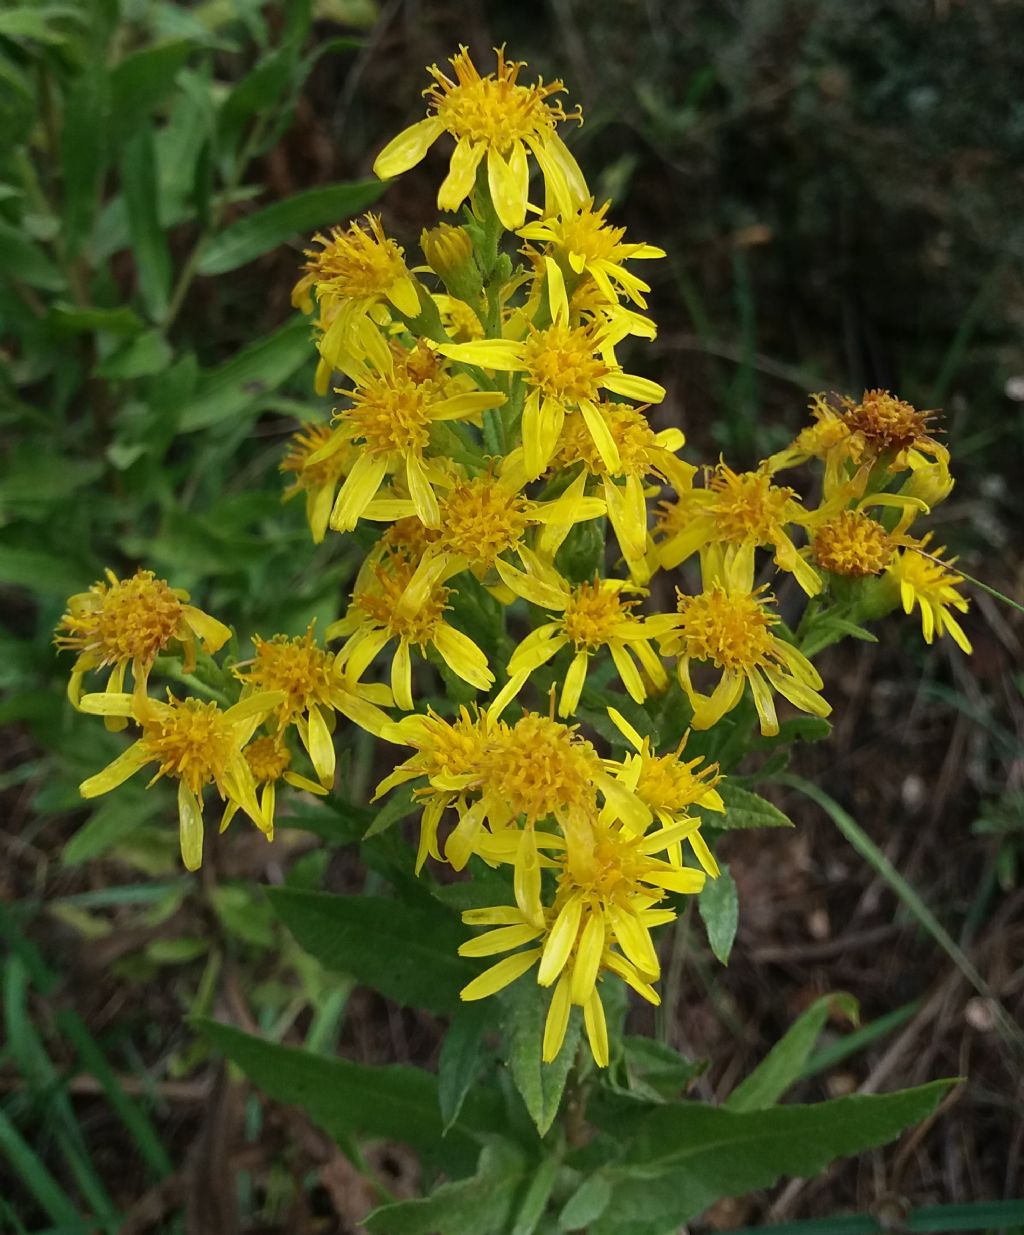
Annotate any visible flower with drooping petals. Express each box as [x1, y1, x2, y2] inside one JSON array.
[[373, 46, 586, 231]]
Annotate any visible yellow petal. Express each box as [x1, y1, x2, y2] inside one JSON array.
[[583, 988, 609, 1067], [306, 703, 336, 786], [178, 781, 205, 872], [487, 143, 528, 231], [538, 895, 583, 987], [459, 947, 543, 1001], [181, 605, 231, 653], [433, 626, 493, 691], [391, 640, 414, 713], [438, 138, 485, 213], [330, 451, 389, 532], [373, 116, 445, 179], [558, 650, 589, 718], [603, 371, 666, 404], [542, 973, 573, 1062], [436, 339, 525, 370], [79, 742, 150, 798], [578, 400, 620, 472], [570, 912, 605, 1005], [458, 924, 543, 957], [406, 452, 440, 528]]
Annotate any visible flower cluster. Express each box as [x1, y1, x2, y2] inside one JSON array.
[[60, 46, 973, 1065]]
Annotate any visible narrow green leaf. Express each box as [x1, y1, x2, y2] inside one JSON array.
[[777, 774, 1024, 1054], [727, 1198, 1024, 1235], [0, 6, 84, 44], [0, 544, 90, 594], [801, 999, 922, 1080], [121, 127, 173, 320], [698, 863, 738, 965], [702, 782, 794, 829], [0, 1109, 81, 1227], [266, 887, 474, 1014], [197, 1018, 500, 1155], [61, 65, 111, 256], [725, 993, 858, 1112], [510, 1155, 559, 1235], [503, 978, 580, 1137], [364, 1144, 526, 1235], [49, 303, 145, 335], [94, 330, 173, 379], [438, 1002, 488, 1133], [109, 39, 194, 144], [589, 1080, 956, 1234], [217, 46, 296, 157], [558, 1173, 612, 1230], [178, 316, 310, 430], [197, 180, 385, 275], [0, 220, 64, 289], [364, 785, 417, 837]]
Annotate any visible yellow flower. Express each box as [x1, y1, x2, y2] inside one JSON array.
[[809, 509, 897, 578], [220, 735, 327, 838], [280, 423, 360, 544], [440, 319, 665, 479], [375, 706, 501, 872], [546, 401, 695, 574], [654, 463, 822, 597], [519, 199, 665, 307], [55, 569, 230, 717], [328, 548, 493, 712], [293, 213, 420, 319], [77, 690, 284, 871], [234, 624, 394, 786], [313, 344, 506, 531], [457, 818, 704, 1066], [888, 536, 972, 653], [505, 577, 668, 717], [373, 46, 586, 231], [381, 465, 605, 619], [441, 710, 650, 876], [654, 551, 831, 737], [604, 706, 723, 877]]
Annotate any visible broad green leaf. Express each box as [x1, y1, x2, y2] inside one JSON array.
[[266, 887, 474, 1014], [61, 66, 111, 256], [364, 785, 417, 837], [698, 864, 737, 965], [0, 221, 64, 290], [703, 782, 794, 830], [94, 330, 173, 379], [364, 1144, 527, 1235], [109, 39, 194, 145], [63, 790, 167, 865], [178, 316, 310, 430], [503, 978, 580, 1137], [197, 1018, 500, 1157], [438, 1002, 489, 1133], [725, 993, 859, 1113], [589, 1080, 956, 1234], [121, 127, 173, 321], [197, 180, 385, 275], [0, 544, 91, 594]]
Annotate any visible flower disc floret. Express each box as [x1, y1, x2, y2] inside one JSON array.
[[244, 735, 292, 784], [437, 474, 531, 563], [292, 215, 418, 317], [522, 322, 609, 403], [812, 510, 894, 577], [239, 629, 335, 726], [480, 714, 598, 825], [672, 586, 777, 671], [844, 389, 933, 455]]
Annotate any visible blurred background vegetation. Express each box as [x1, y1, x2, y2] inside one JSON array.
[[2, 0, 1022, 1231]]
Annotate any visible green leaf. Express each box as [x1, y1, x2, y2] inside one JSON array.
[[61, 66, 111, 256], [364, 1144, 527, 1235], [510, 1155, 559, 1235], [266, 887, 474, 1014], [0, 220, 64, 290], [197, 180, 385, 275], [93, 330, 173, 379], [698, 864, 738, 965], [725, 993, 859, 1113], [589, 1080, 956, 1234], [503, 978, 580, 1137], [197, 1018, 499, 1156], [438, 1002, 489, 1133], [364, 785, 417, 838], [558, 1174, 612, 1230], [0, 544, 90, 594], [121, 127, 173, 320], [109, 39, 194, 145], [49, 303, 145, 335], [618, 1036, 705, 1103], [703, 782, 794, 830], [217, 46, 297, 157], [0, 6, 84, 44], [178, 316, 310, 430], [62, 790, 167, 865]]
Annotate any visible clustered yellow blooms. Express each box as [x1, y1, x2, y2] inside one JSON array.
[[59, 46, 974, 1067]]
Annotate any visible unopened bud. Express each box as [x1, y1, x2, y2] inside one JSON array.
[[421, 225, 482, 303]]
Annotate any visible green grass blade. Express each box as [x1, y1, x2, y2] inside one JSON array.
[[0, 1107, 82, 1228], [799, 998, 922, 1080], [729, 1198, 1024, 1234], [777, 775, 1024, 1056]]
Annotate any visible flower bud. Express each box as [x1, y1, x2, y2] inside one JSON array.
[[421, 224, 482, 304]]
